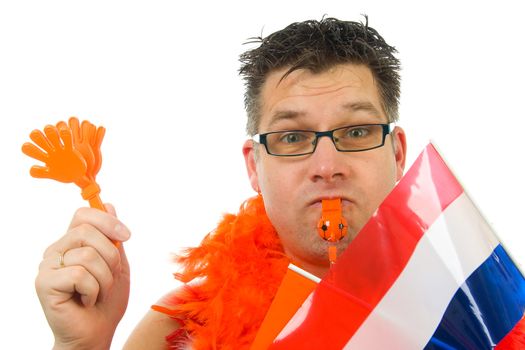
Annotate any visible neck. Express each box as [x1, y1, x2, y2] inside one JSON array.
[[291, 259, 331, 279]]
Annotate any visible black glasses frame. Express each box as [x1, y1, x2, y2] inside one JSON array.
[[253, 123, 394, 157]]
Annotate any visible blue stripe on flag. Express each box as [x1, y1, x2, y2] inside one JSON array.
[[424, 245, 525, 349]]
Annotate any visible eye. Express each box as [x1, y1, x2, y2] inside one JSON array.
[[279, 132, 307, 144], [347, 127, 370, 138]]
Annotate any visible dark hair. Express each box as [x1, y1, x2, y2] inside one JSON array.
[[239, 16, 401, 136]]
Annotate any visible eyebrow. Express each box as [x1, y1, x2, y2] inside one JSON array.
[[267, 110, 307, 129], [266, 101, 383, 129], [342, 101, 382, 115]]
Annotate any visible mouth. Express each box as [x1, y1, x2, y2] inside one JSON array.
[[308, 196, 353, 208]]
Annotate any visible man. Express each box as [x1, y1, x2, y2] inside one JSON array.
[[35, 17, 407, 349]]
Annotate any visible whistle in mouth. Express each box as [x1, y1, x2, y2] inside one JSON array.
[[317, 198, 348, 242], [317, 198, 348, 264]]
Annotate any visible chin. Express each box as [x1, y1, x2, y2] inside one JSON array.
[[283, 229, 354, 267], [306, 240, 345, 265]]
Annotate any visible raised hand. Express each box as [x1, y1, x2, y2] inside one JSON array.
[[35, 204, 131, 350], [22, 125, 90, 188], [22, 118, 110, 211], [24, 118, 129, 349]]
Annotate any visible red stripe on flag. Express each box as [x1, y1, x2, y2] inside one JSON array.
[[270, 143, 463, 348], [273, 279, 374, 348], [496, 314, 525, 350]]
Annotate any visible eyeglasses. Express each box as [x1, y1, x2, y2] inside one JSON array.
[[252, 123, 394, 157]]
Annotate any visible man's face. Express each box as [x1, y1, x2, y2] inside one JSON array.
[[243, 63, 407, 277]]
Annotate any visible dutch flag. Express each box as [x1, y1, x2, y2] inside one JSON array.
[[253, 143, 525, 349]]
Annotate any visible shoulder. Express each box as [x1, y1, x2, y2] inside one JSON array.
[[123, 290, 183, 350]]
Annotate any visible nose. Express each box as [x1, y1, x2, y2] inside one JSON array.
[[308, 135, 348, 183]]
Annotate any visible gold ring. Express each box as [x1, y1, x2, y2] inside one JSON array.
[[58, 251, 65, 268]]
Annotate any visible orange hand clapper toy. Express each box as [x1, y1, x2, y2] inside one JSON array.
[[22, 117, 117, 245], [317, 198, 348, 264]]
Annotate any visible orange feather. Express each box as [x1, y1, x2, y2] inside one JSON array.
[[153, 195, 289, 349]]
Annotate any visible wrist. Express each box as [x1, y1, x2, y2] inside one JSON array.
[[53, 339, 111, 350]]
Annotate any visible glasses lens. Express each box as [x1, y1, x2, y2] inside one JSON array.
[[266, 131, 316, 155], [334, 124, 384, 151]]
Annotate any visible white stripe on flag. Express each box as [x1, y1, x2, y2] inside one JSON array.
[[274, 293, 315, 341], [343, 193, 500, 350]]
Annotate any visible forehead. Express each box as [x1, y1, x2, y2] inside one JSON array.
[[259, 63, 385, 130]]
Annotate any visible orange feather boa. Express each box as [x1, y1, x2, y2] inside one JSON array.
[[152, 195, 290, 349]]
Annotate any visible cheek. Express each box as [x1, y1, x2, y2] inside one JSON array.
[[257, 161, 301, 229], [364, 156, 397, 204], [257, 159, 300, 199], [259, 168, 294, 209]]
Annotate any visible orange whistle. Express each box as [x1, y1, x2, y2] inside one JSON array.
[[317, 198, 348, 242], [317, 198, 348, 264], [22, 117, 118, 246]]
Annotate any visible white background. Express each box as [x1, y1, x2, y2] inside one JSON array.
[[1, 1, 523, 348]]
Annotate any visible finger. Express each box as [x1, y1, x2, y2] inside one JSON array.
[[29, 129, 53, 153], [51, 265, 100, 307], [57, 122, 74, 151], [41, 247, 114, 302], [29, 165, 50, 179], [85, 121, 97, 145], [44, 223, 124, 277], [81, 120, 93, 144], [94, 126, 105, 149], [22, 142, 48, 163], [92, 126, 105, 175], [56, 120, 68, 131], [44, 125, 63, 149], [67, 207, 131, 243], [68, 116, 81, 143]]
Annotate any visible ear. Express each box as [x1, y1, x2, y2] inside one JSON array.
[[392, 126, 407, 181], [242, 139, 260, 192]]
